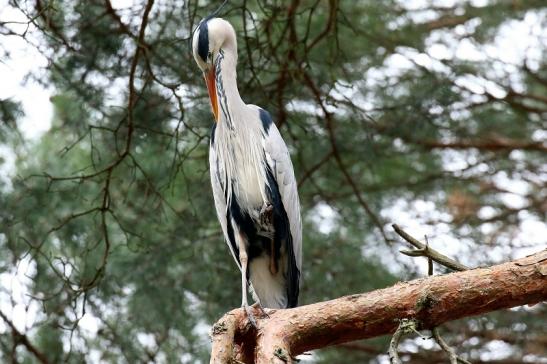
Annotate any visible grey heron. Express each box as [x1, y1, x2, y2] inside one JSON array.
[[192, 17, 302, 324]]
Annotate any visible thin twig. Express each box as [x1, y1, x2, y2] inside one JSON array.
[[425, 235, 433, 276], [393, 224, 469, 271], [388, 325, 403, 364], [432, 327, 472, 364], [388, 319, 420, 364]]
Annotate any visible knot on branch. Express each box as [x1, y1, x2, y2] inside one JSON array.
[[395, 318, 422, 336], [273, 347, 290, 362], [416, 291, 439, 314], [212, 321, 228, 336]]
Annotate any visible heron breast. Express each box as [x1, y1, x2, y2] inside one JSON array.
[[233, 164, 265, 209], [217, 122, 268, 212]]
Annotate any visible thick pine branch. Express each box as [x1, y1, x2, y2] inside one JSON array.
[[211, 249, 547, 363]]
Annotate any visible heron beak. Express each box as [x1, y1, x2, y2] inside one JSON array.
[[204, 67, 219, 122]]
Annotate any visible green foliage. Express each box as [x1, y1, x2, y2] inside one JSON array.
[[0, 98, 24, 142]]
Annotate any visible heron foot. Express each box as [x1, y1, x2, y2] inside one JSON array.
[[252, 302, 270, 319], [243, 303, 258, 328]]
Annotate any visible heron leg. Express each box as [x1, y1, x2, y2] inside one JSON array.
[[249, 282, 261, 304], [237, 232, 258, 328], [249, 283, 270, 318]]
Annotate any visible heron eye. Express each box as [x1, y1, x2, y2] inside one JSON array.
[[207, 51, 212, 60]]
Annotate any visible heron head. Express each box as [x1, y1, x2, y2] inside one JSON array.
[[192, 17, 237, 122]]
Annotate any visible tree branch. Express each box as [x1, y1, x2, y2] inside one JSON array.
[[0, 310, 50, 364], [210, 310, 244, 364], [210, 249, 547, 363], [393, 224, 469, 271], [432, 327, 471, 364]]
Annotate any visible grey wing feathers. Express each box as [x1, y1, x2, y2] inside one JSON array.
[[262, 122, 303, 272], [209, 145, 242, 270]]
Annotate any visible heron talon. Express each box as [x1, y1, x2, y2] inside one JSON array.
[[243, 304, 258, 328], [252, 302, 270, 319]]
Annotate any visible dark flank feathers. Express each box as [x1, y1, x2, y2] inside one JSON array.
[[265, 167, 299, 308], [259, 108, 273, 133], [223, 169, 299, 308]]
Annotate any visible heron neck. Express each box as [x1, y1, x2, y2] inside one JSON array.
[[215, 49, 245, 122]]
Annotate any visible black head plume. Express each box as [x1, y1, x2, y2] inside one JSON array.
[[189, 0, 229, 56]]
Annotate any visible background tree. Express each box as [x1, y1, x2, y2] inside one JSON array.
[[0, 0, 545, 363]]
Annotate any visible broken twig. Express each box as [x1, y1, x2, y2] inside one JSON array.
[[393, 224, 469, 271]]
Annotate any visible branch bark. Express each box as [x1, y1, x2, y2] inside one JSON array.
[[210, 249, 547, 363]]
